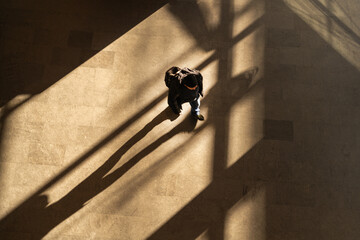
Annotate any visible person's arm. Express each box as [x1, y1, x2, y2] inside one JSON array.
[[197, 73, 203, 97], [164, 66, 180, 87], [168, 80, 181, 114]]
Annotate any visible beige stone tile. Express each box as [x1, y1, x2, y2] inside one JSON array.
[[93, 69, 124, 91], [67, 106, 96, 126], [41, 123, 78, 146], [91, 31, 122, 51], [1, 121, 44, 143], [71, 66, 96, 80], [224, 184, 266, 240], [128, 8, 187, 38], [28, 141, 66, 166], [78, 88, 110, 108], [22, 103, 71, 125], [112, 35, 169, 74], [75, 125, 112, 147], [0, 138, 30, 164], [233, 0, 265, 36], [152, 174, 210, 198], [43, 234, 88, 240], [46, 85, 83, 107], [127, 217, 157, 240], [81, 50, 115, 69], [86, 214, 130, 239], [2, 161, 61, 190]]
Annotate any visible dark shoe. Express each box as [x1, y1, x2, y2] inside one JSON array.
[[192, 112, 205, 121]]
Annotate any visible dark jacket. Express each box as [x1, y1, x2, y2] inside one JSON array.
[[165, 67, 203, 114]]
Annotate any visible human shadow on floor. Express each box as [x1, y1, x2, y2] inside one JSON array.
[[0, 106, 197, 239]]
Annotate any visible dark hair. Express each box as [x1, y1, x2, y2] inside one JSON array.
[[182, 74, 197, 87]]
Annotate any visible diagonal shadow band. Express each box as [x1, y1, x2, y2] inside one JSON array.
[[68, 68, 260, 235], [0, 106, 197, 239], [0, 2, 263, 236], [0, 96, 33, 157], [0, 62, 260, 240], [0, 63, 258, 237], [309, 0, 360, 44], [0, 0, 169, 107], [0, 91, 166, 220], [0, 39, 257, 238], [147, 140, 264, 240], [0, 11, 261, 182]]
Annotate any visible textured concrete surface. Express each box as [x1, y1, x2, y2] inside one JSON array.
[[0, 0, 359, 239]]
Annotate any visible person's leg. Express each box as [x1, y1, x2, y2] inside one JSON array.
[[189, 97, 204, 120], [177, 98, 183, 113], [189, 97, 200, 115]]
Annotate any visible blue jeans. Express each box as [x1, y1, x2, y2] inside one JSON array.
[[190, 97, 200, 115]]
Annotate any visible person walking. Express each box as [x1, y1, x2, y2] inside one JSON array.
[[164, 66, 205, 121]]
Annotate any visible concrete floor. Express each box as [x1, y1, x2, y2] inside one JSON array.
[[0, 0, 359, 239]]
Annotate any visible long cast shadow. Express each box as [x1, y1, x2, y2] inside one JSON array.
[[0, 0, 264, 238], [0, 107, 198, 239], [12, 92, 166, 199], [148, 71, 261, 240], [142, 0, 264, 238], [0, 21, 259, 237], [147, 140, 263, 240]]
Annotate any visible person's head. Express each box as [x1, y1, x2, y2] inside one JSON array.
[[182, 75, 198, 90]]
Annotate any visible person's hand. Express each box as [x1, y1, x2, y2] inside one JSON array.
[[166, 107, 180, 121], [171, 106, 181, 115]]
